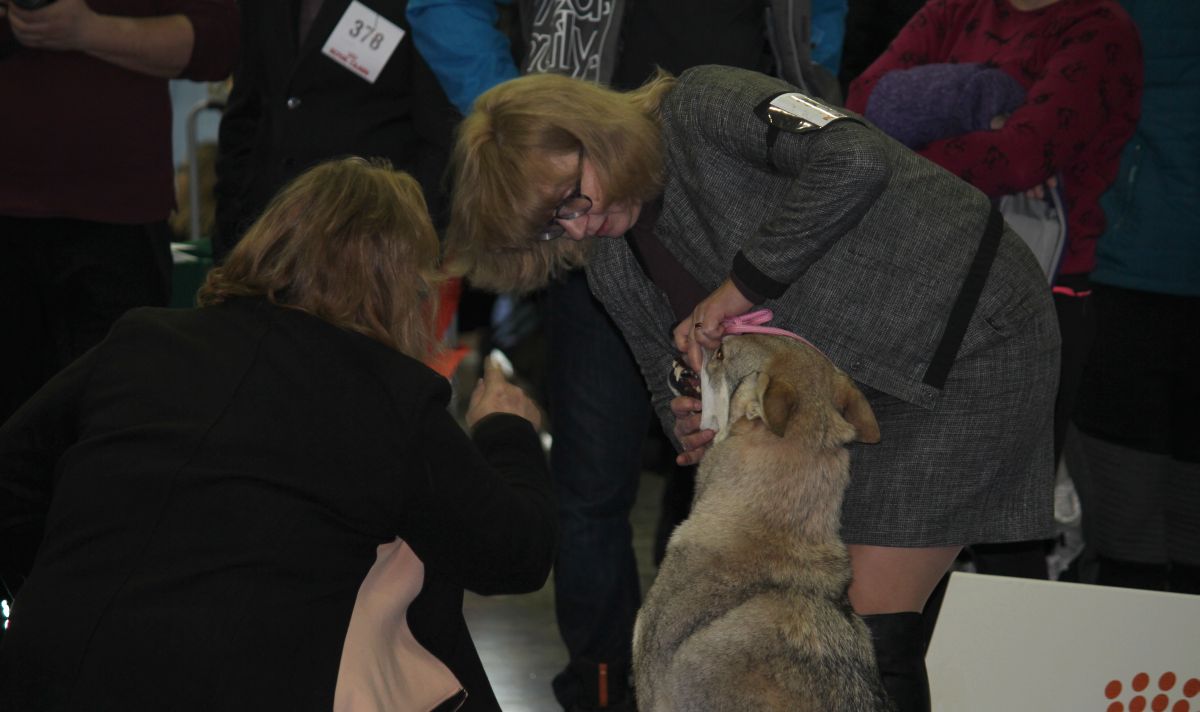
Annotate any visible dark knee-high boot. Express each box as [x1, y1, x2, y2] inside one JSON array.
[[1097, 556, 1168, 591], [1168, 562, 1200, 595], [862, 612, 930, 712]]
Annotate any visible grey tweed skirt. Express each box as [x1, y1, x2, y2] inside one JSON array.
[[838, 230, 1061, 547]]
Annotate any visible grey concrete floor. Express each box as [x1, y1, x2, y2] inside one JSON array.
[[452, 341, 667, 711], [462, 470, 664, 712]]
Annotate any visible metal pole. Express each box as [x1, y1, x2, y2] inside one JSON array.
[[184, 99, 226, 242]]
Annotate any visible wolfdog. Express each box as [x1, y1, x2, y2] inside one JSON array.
[[633, 334, 892, 712]]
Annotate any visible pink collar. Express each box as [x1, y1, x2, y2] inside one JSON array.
[[721, 309, 831, 362]]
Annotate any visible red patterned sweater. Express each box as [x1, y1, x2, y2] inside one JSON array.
[[846, 0, 1142, 277], [0, 0, 238, 224]]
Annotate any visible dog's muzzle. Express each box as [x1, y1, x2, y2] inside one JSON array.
[[668, 358, 701, 399]]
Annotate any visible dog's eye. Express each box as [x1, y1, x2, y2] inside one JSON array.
[[713, 346, 724, 361]]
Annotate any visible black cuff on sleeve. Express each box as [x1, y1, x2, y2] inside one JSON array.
[[728, 270, 764, 306], [732, 251, 789, 301], [470, 412, 539, 447]]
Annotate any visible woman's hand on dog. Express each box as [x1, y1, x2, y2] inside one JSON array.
[[671, 395, 714, 466], [673, 279, 753, 372], [466, 357, 543, 432]]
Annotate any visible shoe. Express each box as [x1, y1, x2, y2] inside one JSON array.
[[568, 699, 636, 712], [554, 659, 635, 711]]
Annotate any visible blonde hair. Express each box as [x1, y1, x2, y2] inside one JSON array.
[[198, 158, 443, 361], [445, 70, 677, 294]]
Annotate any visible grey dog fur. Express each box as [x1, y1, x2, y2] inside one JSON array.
[[633, 334, 894, 712]]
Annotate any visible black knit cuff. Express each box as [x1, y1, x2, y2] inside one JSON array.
[[732, 251, 789, 301], [470, 412, 538, 443], [728, 270, 764, 306]]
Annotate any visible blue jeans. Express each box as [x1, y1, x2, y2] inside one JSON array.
[[545, 270, 650, 708]]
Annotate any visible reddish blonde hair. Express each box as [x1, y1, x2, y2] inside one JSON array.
[[445, 70, 676, 293], [199, 158, 443, 360]]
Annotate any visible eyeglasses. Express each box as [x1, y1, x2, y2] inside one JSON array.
[[534, 148, 593, 242]]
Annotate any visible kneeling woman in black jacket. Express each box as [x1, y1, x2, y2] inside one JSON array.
[[0, 158, 555, 712]]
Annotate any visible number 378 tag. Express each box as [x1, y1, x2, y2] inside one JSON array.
[[322, 0, 405, 84]]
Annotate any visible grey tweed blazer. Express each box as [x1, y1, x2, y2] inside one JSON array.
[[587, 64, 1051, 444]]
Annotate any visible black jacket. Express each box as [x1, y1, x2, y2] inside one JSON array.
[[214, 0, 457, 259], [0, 299, 555, 711]]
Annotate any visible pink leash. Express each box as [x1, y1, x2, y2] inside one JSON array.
[[720, 309, 831, 362], [1052, 285, 1092, 298]]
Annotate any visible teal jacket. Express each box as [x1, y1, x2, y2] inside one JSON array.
[[1093, 0, 1200, 296]]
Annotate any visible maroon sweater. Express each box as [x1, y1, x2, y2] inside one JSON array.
[[0, 0, 238, 224], [846, 0, 1142, 276]]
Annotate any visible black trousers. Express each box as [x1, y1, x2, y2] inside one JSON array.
[[0, 216, 172, 426]]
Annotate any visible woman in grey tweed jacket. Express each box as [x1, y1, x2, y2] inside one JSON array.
[[445, 64, 1060, 711]]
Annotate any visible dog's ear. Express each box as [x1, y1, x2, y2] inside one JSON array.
[[758, 373, 796, 439], [834, 373, 880, 444]]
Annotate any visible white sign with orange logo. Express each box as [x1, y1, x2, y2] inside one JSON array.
[[927, 573, 1200, 711]]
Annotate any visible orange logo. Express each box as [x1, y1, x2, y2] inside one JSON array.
[[1105, 672, 1200, 712]]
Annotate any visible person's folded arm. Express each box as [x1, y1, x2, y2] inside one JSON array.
[[170, 0, 239, 81], [6, 0, 237, 79], [916, 14, 1142, 196]]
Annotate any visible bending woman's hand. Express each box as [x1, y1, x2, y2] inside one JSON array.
[[671, 395, 714, 466], [672, 279, 753, 372], [466, 357, 543, 432]]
